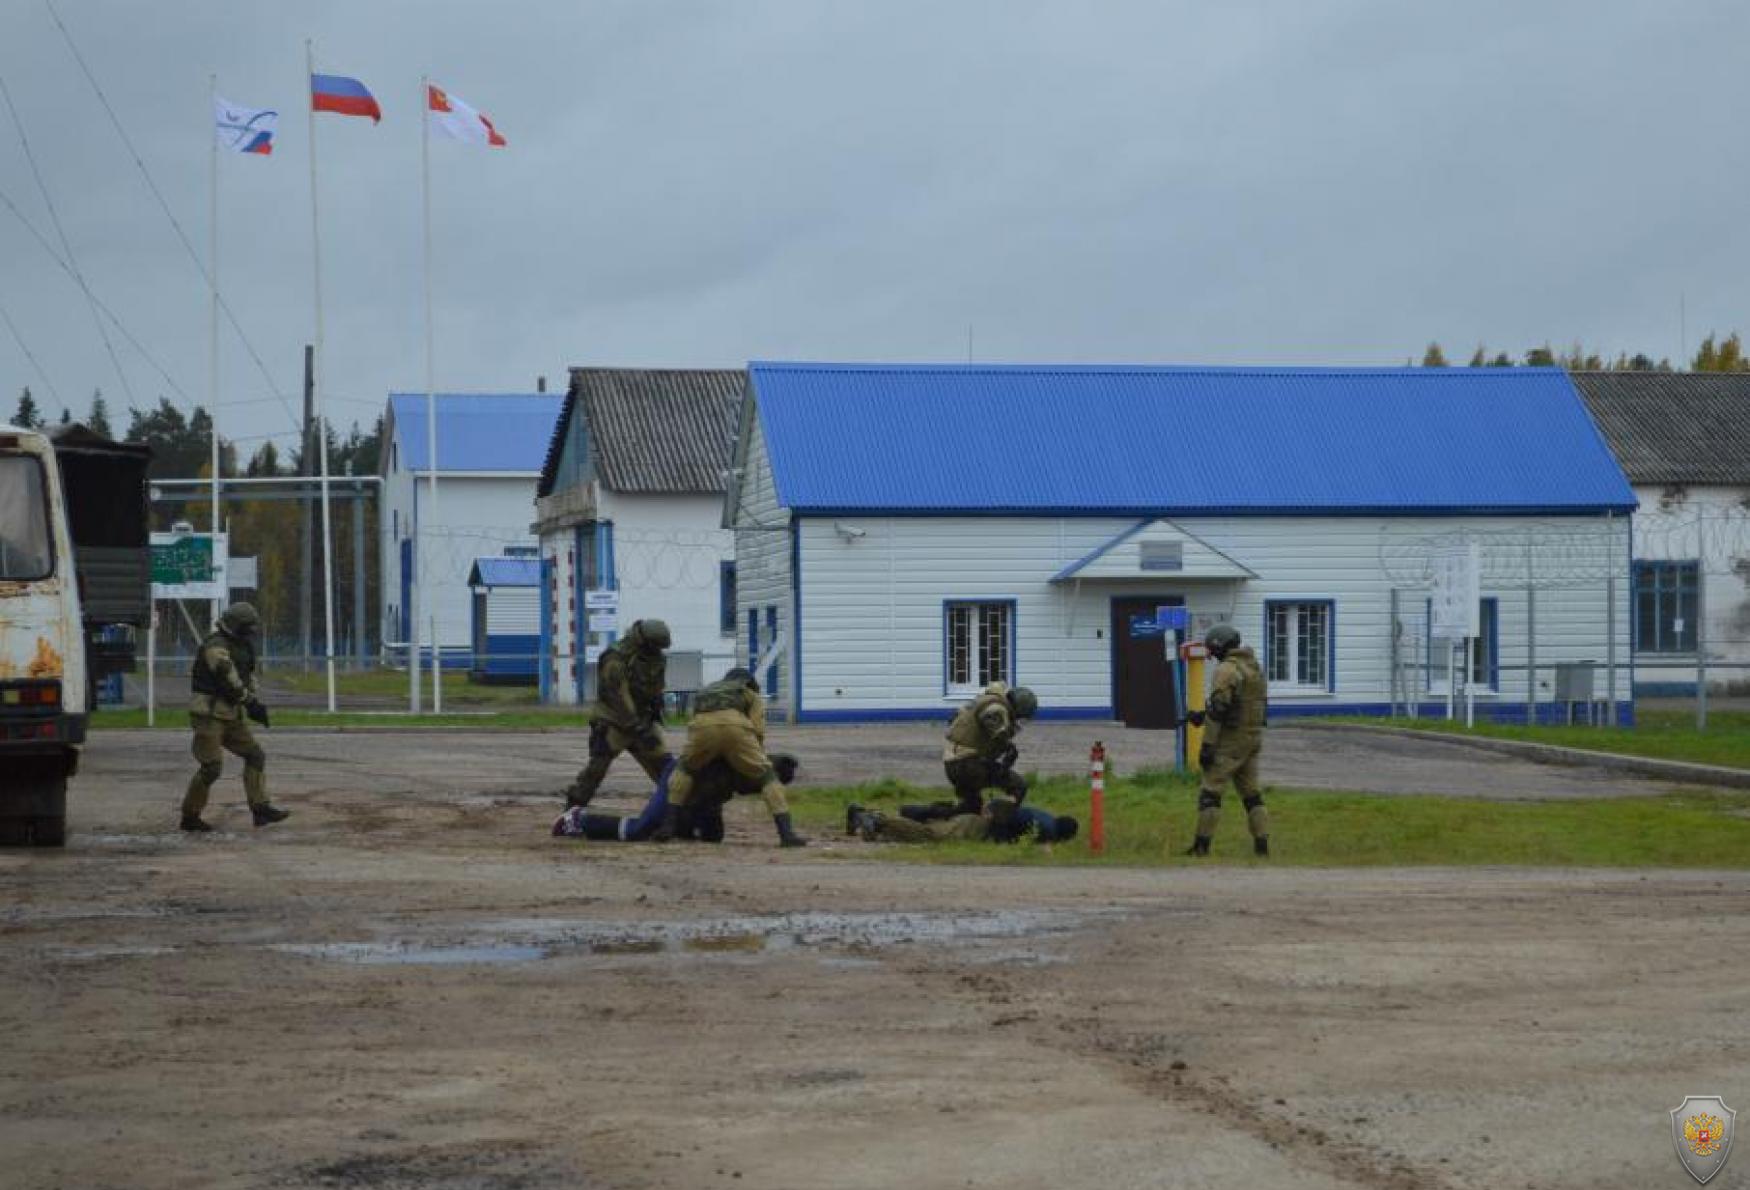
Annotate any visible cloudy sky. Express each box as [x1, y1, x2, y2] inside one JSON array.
[[1, 0, 1745, 454]]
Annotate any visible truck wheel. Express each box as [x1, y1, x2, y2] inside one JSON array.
[[0, 767, 67, 848], [29, 815, 66, 847]]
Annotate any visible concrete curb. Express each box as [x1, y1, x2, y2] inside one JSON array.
[[1296, 722, 1750, 790]]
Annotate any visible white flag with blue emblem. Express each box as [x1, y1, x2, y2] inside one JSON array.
[[214, 97, 276, 156]]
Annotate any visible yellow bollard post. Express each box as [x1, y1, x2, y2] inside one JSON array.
[[1181, 640, 1208, 773]]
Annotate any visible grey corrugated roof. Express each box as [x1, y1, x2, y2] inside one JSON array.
[[1571, 372, 1750, 485], [540, 368, 743, 496]]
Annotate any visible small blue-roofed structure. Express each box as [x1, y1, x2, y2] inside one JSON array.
[[379, 392, 563, 668], [726, 363, 1638, 726], [466, 554, 543, 684]]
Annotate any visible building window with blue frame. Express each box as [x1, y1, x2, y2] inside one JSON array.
[[1634, 561, 1698, 653], [945, 601, 1012, 695], [719, 561, 736, 634], [1265, 600, 1332, 691], [1426, 598, 1499, 692]]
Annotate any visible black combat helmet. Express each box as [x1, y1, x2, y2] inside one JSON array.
[[219, 602, 260, 637], [1204, 624, 1241, 659], [1008, 686, 1039, 719], [633, 619, 672, 651]]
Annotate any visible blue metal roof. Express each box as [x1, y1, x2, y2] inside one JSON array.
[[467, 556, 543, 588], [388, 393, 563, 473], [747, 364, 1637, 515]]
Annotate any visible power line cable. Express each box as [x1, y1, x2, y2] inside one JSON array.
[[0, 69, 136, 406], [0, 293, 64, 407], [0, 180, 193, 403], [43, 0, 299, 434]]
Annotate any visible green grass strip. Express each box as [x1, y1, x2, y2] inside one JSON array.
[[786, 769, 1750, 869]]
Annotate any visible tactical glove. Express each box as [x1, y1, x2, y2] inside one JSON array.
[[1197, 743, 1214, 770], [1186, 710, 1206, 728], [995, 745, 1019, 771], [246, 700, 271, 729]]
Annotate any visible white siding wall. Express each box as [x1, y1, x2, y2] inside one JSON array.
[[794, 514, 1632, 719], [731, 424, 793, 711], [1630, 484, 1750, 686], [596, 489, 737, 680], [381, 472, 541, 655]]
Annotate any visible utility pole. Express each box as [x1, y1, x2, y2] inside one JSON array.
[[300, 344, 314, 671]]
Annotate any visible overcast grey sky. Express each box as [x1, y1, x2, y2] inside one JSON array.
[[1, 0, 1745, 454]]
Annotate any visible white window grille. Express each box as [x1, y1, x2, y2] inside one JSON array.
[[946, 602, 1012, 694], [1266, 601, 1331, 691]]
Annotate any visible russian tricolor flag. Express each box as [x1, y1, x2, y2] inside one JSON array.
[[310, 73, 381, 122]]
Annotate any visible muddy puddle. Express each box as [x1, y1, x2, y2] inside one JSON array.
[[273, 909, 1099, 968]]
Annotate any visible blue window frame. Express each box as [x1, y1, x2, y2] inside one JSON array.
[[765, 606, 779, 696], [1634, 561, 1698, 654], [719, 561, 737, 634], [1424, 596, 1498, 691], [943, 600, 1016, 695], [1263, 599, 1335, 692]]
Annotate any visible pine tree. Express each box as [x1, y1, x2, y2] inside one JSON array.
[[1524, 344, 1556, 367], [88, 389, 113, 438], [1421, 342, 1448, 367], [12, 387, 43, 428], [1468, 346, 1487, 368]]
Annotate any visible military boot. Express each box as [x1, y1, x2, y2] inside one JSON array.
[[180, 814, 214, 833], [845, 803, 864, 836], [774, 812, 808, 848], [1185, 835, 1211, 857], [1254, 836, 1270, 857], [251, 804, 290, 827]]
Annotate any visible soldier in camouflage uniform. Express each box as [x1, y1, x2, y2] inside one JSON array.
[[1184, 624, 1270, 857], [659, 667, 807, 847], [846, 795, 1077, 845], [179, 602, 290, 831], [564, 618, 672, 808], [906, 682, 1037, 822], [552, 752, 801, 843]]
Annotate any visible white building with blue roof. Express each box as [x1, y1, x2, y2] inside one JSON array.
[[380, 392, 564, 665], [727, 363, 1640, 724]]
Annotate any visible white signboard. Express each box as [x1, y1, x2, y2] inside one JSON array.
[[227, 556, 258, 590], [1430, 542, 1480, 640], [584, 589, 619, 612], [589, 612, 620, 634]]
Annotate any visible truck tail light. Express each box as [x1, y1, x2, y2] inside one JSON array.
[[0, 681, 61, 709]]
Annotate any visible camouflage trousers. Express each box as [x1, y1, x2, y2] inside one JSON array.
[[1197, 732, 1269, 840], [869, 812, 989, 844], [182, 713, 268, 815], [568, 722, 670, 805]]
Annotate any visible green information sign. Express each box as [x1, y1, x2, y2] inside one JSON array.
[[149, 532, 225, 598], [151, 535, 214, 586]]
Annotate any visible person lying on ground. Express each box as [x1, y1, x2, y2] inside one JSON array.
[[552, 753, 801, 843], [844, 795, 1077, 845]]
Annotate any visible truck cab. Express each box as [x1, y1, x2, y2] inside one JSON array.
[[0, 423, 87, 846]]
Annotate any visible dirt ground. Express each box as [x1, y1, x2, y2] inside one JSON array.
[[3, 727, 1746, 1189]]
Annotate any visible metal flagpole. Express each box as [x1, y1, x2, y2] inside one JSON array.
[[422, 75, 441, 714], [208, 74, 222, 629], [306, 41, 338, 713]]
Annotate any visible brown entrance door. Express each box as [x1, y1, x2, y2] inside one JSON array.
[[1111, 595, 1182, 729]]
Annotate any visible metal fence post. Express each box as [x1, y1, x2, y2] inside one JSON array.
[[1697, 553, 1708, 732]]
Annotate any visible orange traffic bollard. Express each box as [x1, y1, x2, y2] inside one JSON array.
[[1089, 740, 1106, 854]]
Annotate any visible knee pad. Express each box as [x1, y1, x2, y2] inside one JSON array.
[[1197, 790, 1223, 811], [196, 760, 223, 784], [241, 748, 267, 771], [1242, 795, 1265, 811]]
